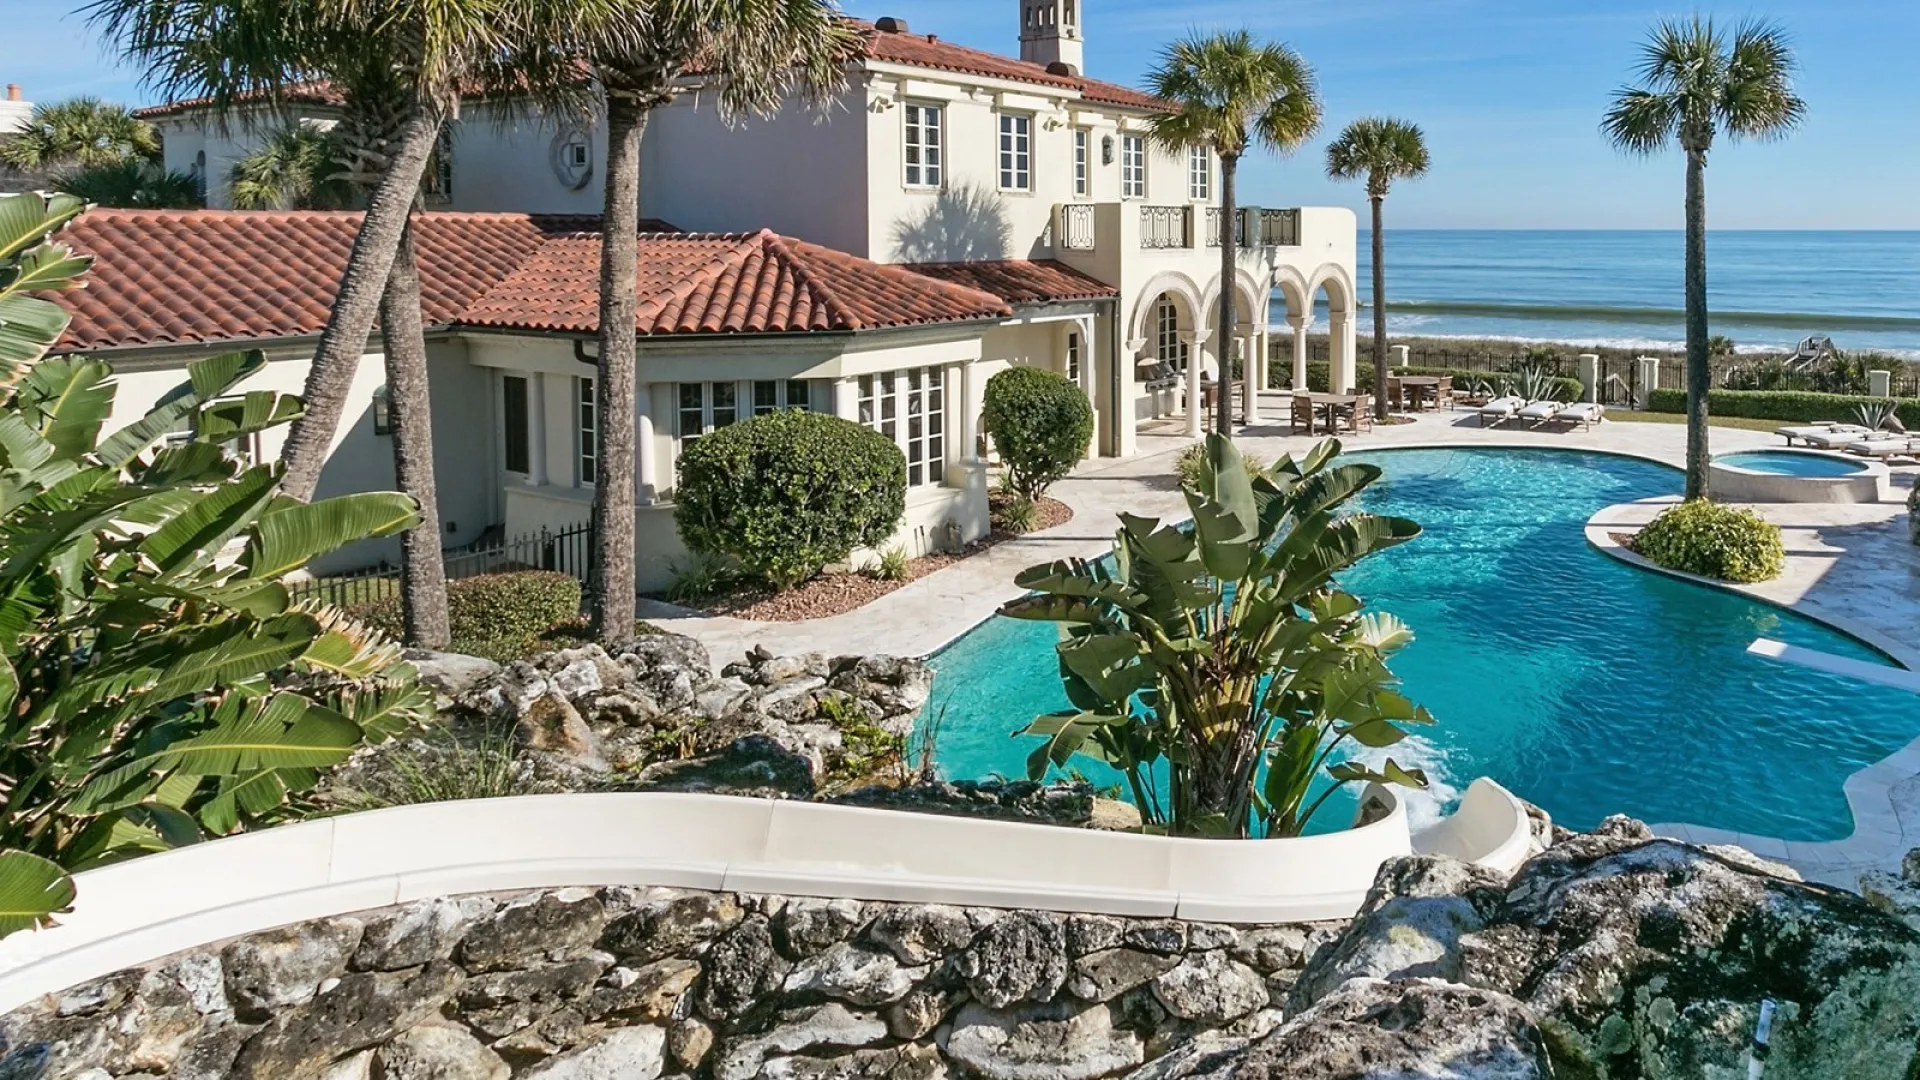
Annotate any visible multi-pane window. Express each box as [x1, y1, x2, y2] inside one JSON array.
[[576, 377, 598, 485], [1121, 135, 1146, 199], [998, 113, 1032, 192], [858, 368, 946, 488], [503, 375, 529, 474], [1066, 331, 1082, 384], [903, 103, 943, 188], [1156, 298, 1188, 371], [678, 381, 740, 439], [1188, 146, 1211, 200], [1072, 129, 1089, 197], [752, 379, 813, 415]]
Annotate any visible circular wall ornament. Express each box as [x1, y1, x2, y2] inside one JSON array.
[[551, 128, 594, 190]]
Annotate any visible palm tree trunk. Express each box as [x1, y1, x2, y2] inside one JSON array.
[[591, 95, 645, 644], [378, 221, 451, 649], [1683, 148, 1711, 500], [1216, 153, 1238, 436], [278, 106, 444, 503], [1371, 194, 1389, 419]]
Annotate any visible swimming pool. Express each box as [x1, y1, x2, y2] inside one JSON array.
[[924, 448, 1919, 842], [1716, 450, 1870, 478]]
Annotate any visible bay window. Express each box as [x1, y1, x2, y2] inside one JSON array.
[[678, 381, 740, 440], [858, 367, 946, 488]]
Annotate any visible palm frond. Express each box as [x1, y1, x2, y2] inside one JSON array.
[[1147, 30, 1320, 159], [1324, 117, 1429, 196], [1721, 20, 1807, 141], [1601, 88, 1680, 156]]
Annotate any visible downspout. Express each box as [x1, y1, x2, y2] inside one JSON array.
[[1106, 297, 1123, 457]]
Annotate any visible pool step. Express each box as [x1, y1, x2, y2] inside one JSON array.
[[1747, 638, 1920, 694]]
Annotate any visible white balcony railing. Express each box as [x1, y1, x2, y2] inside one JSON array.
[[1140, 205, 1192, 249], [1060, 203, 1097, 251], [1261, 208, 1302, 247]]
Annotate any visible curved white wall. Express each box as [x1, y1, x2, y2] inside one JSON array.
[[0, 781, 1533, 1014]]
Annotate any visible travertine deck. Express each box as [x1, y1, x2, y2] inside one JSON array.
[[640, 400, 1920, 885]]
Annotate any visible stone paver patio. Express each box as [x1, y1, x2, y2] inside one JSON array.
[[639, 398, 1920, 886]]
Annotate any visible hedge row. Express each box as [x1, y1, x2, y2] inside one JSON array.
[[352, 571, 584, 662], [1287, 362, 1583, 402], [1646, 388, 1920, 428]]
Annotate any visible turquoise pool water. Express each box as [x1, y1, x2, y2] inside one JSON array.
[[924, 448, 1920, 841], [1717, 450, 1869, 478]]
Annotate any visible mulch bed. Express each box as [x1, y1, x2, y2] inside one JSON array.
[[678, 496, 1073, 623]]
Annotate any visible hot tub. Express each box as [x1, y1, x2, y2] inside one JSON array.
[[1710, 449, 1887, 503]]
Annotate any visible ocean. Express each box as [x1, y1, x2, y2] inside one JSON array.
[[1284, 230, 1920, 358]]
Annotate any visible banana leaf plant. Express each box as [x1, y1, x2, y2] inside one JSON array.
[[1002, 434, 1433, 838], [0, 193, 432, 938]]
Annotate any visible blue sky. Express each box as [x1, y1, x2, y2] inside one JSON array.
[[11, 0, 1917, 229]]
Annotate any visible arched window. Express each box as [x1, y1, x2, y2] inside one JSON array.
[[1156, 297, 1188, 371]]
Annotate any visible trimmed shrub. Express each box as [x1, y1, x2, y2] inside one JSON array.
[[1648, 387, 1920, 429], [1631, 500, 1785, 584], [983, 366, 1094, 500], [351, 570, 583, 661], [676, 409, 906, 589]]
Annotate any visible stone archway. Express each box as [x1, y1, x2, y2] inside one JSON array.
[[1128, 273, 1206, 437], [1199, 268, 1275, 422], [1304, 263, 1359, 393]]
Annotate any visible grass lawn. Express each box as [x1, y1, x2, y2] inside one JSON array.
[[1609, 411, 1785, 433]]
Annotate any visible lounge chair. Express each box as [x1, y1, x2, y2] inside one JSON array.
[[1777, 422, 1868, 447], [1478, 396, 1523, 426], [1804, 426, 1885, 450], [1842, 436, 1920, 459], [1517, 399, 1563, 424], [1554, 402, 1606, 431]]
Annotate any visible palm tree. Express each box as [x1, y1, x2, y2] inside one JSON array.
[[229, 123, 355, 210], [1603, 18, 1805, 499], [0, 97, 159, 170], [1146, 30, 1320, 436], [571, 0, 854, 643], [56, 159, 203, 208], [1326, 118, 1429, 420]]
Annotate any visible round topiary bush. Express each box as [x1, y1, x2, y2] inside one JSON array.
[[675, 410, 906, 589], [983, 365, 1094, 500], [1631, 499, 1785, 584]]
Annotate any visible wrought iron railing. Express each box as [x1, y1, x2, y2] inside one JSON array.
[[1206, 208, 1256, 248], [1140, 205, 1192, 249], [1059, 203, 1096, 251], [290, 521, 598, 611], [1260, 208, 1302, 247]]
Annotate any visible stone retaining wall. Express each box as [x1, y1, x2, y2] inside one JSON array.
[[4, 887, 1342, 1080]]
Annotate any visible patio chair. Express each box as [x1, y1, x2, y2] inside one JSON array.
[[1343, 395, 1375, 433], [1804, 426, 1884, 450], [1517, 400, 1563, 425], [1434, 376, 1455, 410], [1290, 393, 1316, 435], [1776, 422, 1868, 447], [1478, 396, 1523, 426], [1842, 436, 1920, 459], [1553, 402, 1606, 431]]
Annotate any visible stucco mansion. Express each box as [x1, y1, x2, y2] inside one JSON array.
[[59, 3, 1360, 588]]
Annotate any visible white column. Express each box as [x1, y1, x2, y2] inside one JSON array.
[[1290, 315, 1310, 392], [1242, 332, 1262, 424], [1182, 330, 1203, 438], [526, 372, 548, 486], [1577, 355, 1600, 405], [832, 377, 859, 421], [1635, 356, 1659, 409], [635, 383, 656, 503], [1331, 311, 1358, 394]]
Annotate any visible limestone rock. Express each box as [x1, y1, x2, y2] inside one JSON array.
[[697, 915, 792, 1021], [407, 651, 502, 701], [455, 954, 612, 1038], [713, 1003, 889, 1080], [1150, 951, 1267, 1025], [1066, 949, 1180, 1004], [760, 1044, 948, 1080], [1121, 921, 1187, 956], [957, 912, 1068, 1009], [621, 635, 713, 678], [668, 1018, 715, 1073], [1144, 978, 1551, 1079], [1289, 855, 1507, 1010], [942, 1001, 1144, 1080], [1065, 916, 1126, 958], [1860, 848, 1920, 931], [228, 962, 463, 1080], [1090, 798, 1143, 832], [515, 693, 606, 771], [779, 898, 869, 959], [601, 890, 744, 962], [784, 943, 930, 1006], [1228, 927, 1311, 975], [869, 905, 978, 966], [628, 735, 815, 800], [886, 986, 961, 1040], [223, 917, 364, 1020], [521, 1025, 667, 1080], [585, 958, 700, 1023], [458, 890, 608, 974], [376, 1023, 509, 1080], [353, 898, 493, 972]]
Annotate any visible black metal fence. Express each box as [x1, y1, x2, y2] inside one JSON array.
[[291, 521, 598, 610]]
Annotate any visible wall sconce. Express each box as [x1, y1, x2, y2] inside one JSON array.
[[372, 387, 393, 436], [870, 94, 896, 113], [1043, 116, 1065, 132], [1101, 135, 1115, 165]]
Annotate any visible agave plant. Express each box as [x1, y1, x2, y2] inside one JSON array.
[[0, 194, 432, 937], [1857, 399, 1898, 433], [1513, 365, 1564, 404], [1004, 435, 1432, 838]]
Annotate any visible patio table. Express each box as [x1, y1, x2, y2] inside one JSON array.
[[1295, 392, 1363, 435], [1388, 375, 1442, 412]]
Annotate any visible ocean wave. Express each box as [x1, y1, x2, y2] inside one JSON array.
[[1362, 299, 1920, 332]]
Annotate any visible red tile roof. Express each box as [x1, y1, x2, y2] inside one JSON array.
[[905, 260, 1117, 306], [133, 81, 347, 119], [50, 210, 1008, 351]]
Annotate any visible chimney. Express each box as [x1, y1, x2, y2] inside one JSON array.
[[5, 85, 19, 102], [1019, 1, 1083, 75], [874, 16, 909, 33]]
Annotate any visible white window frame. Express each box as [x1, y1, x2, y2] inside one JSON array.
[[752, 379, 813, 416], [1188, 146, 1212, 201], [903, 102, 944, 189], [858, 367, 946, 489], [998, 113, 1033, 192], [1121, 134, 1146, 199], [1066, 330, 1082, 384], [1072, 129, 1089, 197], [576, 376, 598, 486], [677, 380, 740, 440]]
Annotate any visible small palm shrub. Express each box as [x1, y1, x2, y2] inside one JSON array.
[[996, 496, 1040, 534], [666, 551, 738, 604], [1177, 441, 1257, 488], [870, 546, 910, 582], [1631, 500, 1785, 583], [983, 366, 1094, 500], [355, 571, 582, 661], [677, 410, 906, 590]]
